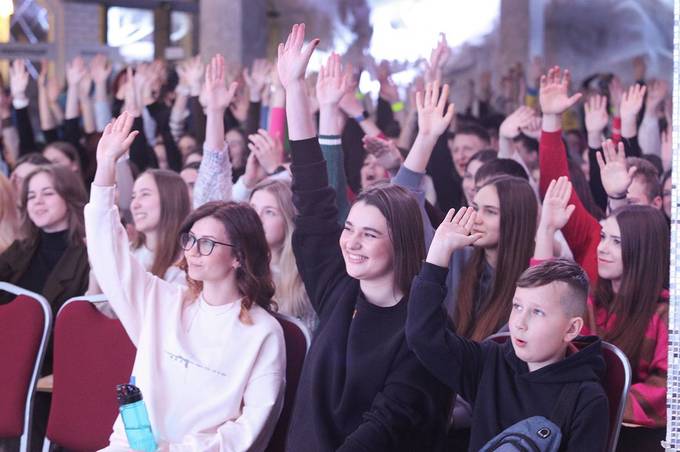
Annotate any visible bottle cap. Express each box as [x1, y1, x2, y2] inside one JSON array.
[[116, 383, 143, 406]]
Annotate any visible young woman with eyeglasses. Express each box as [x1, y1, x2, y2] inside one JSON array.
[[85, 59, 286, 450]]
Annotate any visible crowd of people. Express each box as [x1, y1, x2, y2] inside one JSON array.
[[0, 20, 671, 452]]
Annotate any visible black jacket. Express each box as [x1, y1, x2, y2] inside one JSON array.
[[406, 262, 609, 452], [285, 138, 450, 452]]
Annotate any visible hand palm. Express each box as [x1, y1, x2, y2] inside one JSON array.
[[585, 109, 608, 132], [542, 199, 571, 230], [317, 77, 345, 105], [540, 84, 571, 114], [601, 162, 630, 195], [418, 106, 447, 136]]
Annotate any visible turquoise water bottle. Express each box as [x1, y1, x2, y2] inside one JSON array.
[[116, 383, 157, 452]]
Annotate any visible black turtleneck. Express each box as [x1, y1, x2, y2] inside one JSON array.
[[17, 229, 69, 294]]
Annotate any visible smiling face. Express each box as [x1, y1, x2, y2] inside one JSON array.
[[360, 154, 388, 189], [339, 201, 394, 283], [130, 173, 161, 234], [450, 133, 486, 176], [184, 216, 239, 282], [26, 171, 69, 232], [597, 216, 623, 283], [470, 184, 501, 248], [250, 189, 286, 250], [509, 283, 581, 371]]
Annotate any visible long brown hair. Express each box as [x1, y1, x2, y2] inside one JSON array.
[[250, 180, 311, 321], [594, 205, 669, 367], [355, 183, 425, 297], [132, 170, 191, 278], [20, 164, 87, 246], [455, 176, 537, 340], [178, 201, 276, 323]]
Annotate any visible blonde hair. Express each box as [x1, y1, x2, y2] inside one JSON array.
[[251, 180, 312, 322], [0, 173, 21, 252]]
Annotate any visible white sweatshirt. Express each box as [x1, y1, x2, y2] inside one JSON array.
[[85, 185, 286, 452]]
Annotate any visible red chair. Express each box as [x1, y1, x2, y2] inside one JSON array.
[[266, 313, 311, 452], [42, 296, 136, 452], [485, 332, 631, 452], [0, 282, 51, 452]]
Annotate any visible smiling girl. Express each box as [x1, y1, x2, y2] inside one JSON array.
[[277, 25, 449, 451], [86, 97, 285, 451]]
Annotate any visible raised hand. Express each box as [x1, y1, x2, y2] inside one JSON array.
[[204, 54, 239, 112], [78, 65, 93, 99], [242, 151, 268, 189], [66, 56, 87, 88], [425, 33, 450, 83], [499, 105, 536, 139], [620, 83, 646, 121], [645, 80, 668, 113], [90, 54, 111, 85], [584, 94, 609, 135], [10, 59, 29, 100], [243, 58, 271, 102], [527, 56, 544, 89], [96, 111, 139, 163], [277, 23, 319, 89], [416, 79, 455, 138], [539, 176, 575, 232], [596, 139, 636, 198], [427, 207, 481, 267], [247, 128, 284, 174], [539, 66, 582, 115], [520, 115, 542, 139], [362, 135, 403, 171], [316, 52, 349, 108]]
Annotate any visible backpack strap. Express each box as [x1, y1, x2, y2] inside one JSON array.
[[549, 382, 582, 433]]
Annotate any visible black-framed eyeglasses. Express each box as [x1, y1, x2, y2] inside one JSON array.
[[180, 232, 234, 256]]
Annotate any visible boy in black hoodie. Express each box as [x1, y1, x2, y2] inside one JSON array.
[[406, 206, 609, 452]]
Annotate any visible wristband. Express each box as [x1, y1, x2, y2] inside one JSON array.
[[355, 91, 365, 100], [353, 110, 369, 123], [608, 191, 627, 200], [526, 86, 539, 96], [391, 101, 404, 113]]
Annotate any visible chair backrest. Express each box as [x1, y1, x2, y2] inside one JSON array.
[[0, 282, 51, 452], [45, 296, 136, 451], [484, 332, 631, 452], [266, 313, 311, 452], [599, 341, 631, 452]]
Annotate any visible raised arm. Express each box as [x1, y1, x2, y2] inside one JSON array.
[[87, 112, 182, 344], [595, 139, 637, 211], [91, 54, 113, 132], [316, 52, 351, 222], [393, 80, 454, 246], [406, 207, 486, 395], [534, 176, 575, 260], [193, 54, 237, 208], [584, 94, 609, 210], [279, 24, 348, 314], [10, 59, 36, 156], [539, 66, 600, 285]]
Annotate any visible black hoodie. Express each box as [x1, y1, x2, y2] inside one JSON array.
[[406, 262, 609, 452]]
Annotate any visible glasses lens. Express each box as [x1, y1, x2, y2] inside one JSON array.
[[197, 238, 215, 256], [180, 233, 194, 250]]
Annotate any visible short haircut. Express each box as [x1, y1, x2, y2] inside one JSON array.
[[627, 157, 661, 200], [15, 152, 50, 168], [466, 149, 497, 170], [512, 133, 539, 153], [454, 124, 491, 145], [516, 259, 589, 317], [475, 158, 529, 185]]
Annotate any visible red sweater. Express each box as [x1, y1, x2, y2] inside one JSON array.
[[538, 131, 668, 427], [538, 130, 601, 285], [582, 299, 668, 427]]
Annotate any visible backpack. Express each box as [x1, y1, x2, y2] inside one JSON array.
[[479, 383, 580, 452]]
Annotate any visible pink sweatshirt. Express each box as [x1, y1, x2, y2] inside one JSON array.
[[85, 185, 286, 451]]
